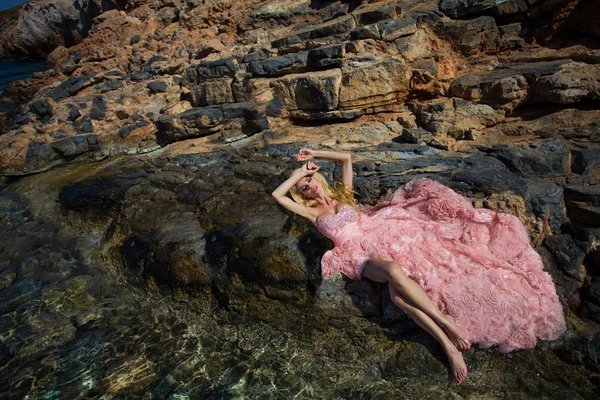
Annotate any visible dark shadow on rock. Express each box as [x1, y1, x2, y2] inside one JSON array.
[[345, 277, 452, 371], [297, 231, 331, 296], [204, 229, 233, 309]]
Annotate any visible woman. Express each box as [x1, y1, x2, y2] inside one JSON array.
[[271, 148, 566, 384]]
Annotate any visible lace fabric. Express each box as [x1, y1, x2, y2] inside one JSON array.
[[316, 178, 566, 352]]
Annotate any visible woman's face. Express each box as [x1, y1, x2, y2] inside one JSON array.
[[296, 175, 322, 199]]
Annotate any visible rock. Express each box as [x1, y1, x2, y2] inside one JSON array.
[[394, 128, 434, 145], [242, 49, 270, 63], [49, 75, 93, 101], [378, 17, 417, 41], [22, 141, 60, 171], [50, 134, 98, 158], [415, 98, 505, 138], [118, 120, 151, 139], [89, 97, 107, 120], [183, 57, 239, 83], [67, 107, 81, 121], [543, 234, 586, 279], [154, 107, 224, 144], [271, 15, 355, 49], [29, 99, 53, 120], [73, 119, 94, 134], [353, 5, 398, 25], [94, 80, 124, 94], [450, 61, 600, 111], [49, 129, 68, 139], [271, 69, 342, 111], [434, 16, 500, 56], [570, 148, 600, 185], [526, 178, 569, 232], [307, 44, 345, 69], [481, 135, 570, 179], [143, 55, 168, 74], [191, 78, 235, 106], [116, 110, 129, 120], [147, 81, 168, 94], [193, 38, 226, 60], [440, 0, 529, 18], [350, 17, 417, 42], [339, 58, 412, 110], [394, 29, 433, 62], [247, 52, 309, 77], [122, 212, 211, 296], [130, 34, 140, 45], [0, 0, 122, 59], [563, 184, 600, 228], [499, 23, 525, 50], [410, 58, 439, 76], [128, 72, 153, 82], [581, 278, 600, 323]]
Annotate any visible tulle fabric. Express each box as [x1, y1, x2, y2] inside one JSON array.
[[317, 179, 566, 352]]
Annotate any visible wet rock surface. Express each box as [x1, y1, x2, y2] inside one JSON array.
[[0, 0, 599, 398]]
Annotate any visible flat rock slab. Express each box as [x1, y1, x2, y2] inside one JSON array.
[[450, 61, 600, 111]]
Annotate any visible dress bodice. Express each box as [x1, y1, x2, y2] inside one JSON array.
[[316, 206, 359, 242]]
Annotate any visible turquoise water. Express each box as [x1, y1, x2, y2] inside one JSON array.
[[0, 60, 46, 111]]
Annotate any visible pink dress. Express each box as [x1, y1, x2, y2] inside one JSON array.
[[317, 179, 566, 352]]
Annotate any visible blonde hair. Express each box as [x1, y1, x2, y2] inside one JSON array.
[[289, 169, 359, 211]]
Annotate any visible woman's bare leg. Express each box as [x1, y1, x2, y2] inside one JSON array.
[[362, 258, 470, 351], [389, 285, 468, 383]]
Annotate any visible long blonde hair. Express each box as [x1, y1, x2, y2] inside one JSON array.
[[289, 170, 358, 211]]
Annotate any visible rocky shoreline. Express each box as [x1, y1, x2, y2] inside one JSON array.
[[0, 0, 599, 398]]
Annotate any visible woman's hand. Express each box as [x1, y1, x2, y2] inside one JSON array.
[[301, 161, 320, 175], [296, 148, 314, 161]]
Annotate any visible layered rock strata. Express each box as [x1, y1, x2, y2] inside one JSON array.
[[0, 0, 599, 398]]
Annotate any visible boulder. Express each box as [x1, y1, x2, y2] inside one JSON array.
[[29, 99, 53, 120], [307, 44, 345, 69], [50, 134, 99, 158], [154, 107, 224, 144], [182, 57, 239, 84], [247, 52, 309, 77], [190, 78, 235, 106], [89, 96, 107, 120], [339, 58, 412, 110], [378, 17, 417, 41], [0, 0, 122, 59], [450, 61, 600, 111], [147, 81, 168, 94], [118, 120, 152, 139], [394, 29, 433, 62], [49, 75, 94, 101], [271, 69, 342, 111], [415, 98, 505, 138], [434, 16, 500, 56]]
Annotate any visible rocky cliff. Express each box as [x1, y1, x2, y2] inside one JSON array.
[[0, 0, 599, 398]]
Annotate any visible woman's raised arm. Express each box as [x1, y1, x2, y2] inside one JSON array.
[[296, 149, 353, 187], [271, 162, 320, 222]]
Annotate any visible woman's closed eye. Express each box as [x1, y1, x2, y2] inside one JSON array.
[[300, 185, 309, 191]]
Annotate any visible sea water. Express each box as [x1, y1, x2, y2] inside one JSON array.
[[0, 60, 46, 111]]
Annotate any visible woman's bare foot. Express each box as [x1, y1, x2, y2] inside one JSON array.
[[445, 346, 468, 384], [441, 315, 470, 351]]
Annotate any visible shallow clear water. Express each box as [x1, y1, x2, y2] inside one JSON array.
[[0, 60, 46, 111]]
